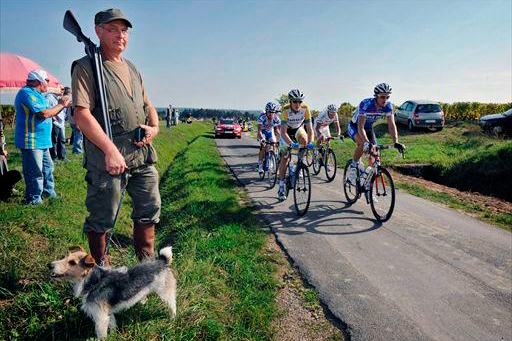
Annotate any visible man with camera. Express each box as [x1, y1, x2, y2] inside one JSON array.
[[71, 8, 161, 265], [48, 86, 68, 161]]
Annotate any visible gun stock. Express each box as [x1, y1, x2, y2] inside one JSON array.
[[63, 10, 94, 46]]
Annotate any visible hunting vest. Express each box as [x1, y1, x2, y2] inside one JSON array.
[[73, 56, 157, 171]]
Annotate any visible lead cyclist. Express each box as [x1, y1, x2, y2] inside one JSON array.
[[346, 83, 405, 184]]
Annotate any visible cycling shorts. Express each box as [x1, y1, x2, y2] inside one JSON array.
[[259, 129, 276, 143], [314, 122, 331, 139], [347, 121, 377, 144]]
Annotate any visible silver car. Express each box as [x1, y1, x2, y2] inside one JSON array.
[[395, 100, 445, 131]]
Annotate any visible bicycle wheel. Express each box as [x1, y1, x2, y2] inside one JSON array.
[[293, 163, 311, 216], [369, 167, 395, 222], [267, 151, 277, 189], [312, 151, 322, 175], [324, 149, 337, 182], [343, 161, 359, 205], [304, 149, 314, 167]]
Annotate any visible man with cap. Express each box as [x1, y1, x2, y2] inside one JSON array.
[[71, 8, 161, 265], [14, 69, 71, 204]]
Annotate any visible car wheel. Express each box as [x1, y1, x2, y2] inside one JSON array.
[[408, 120, 415, 132], [435, 127, 443, 132]]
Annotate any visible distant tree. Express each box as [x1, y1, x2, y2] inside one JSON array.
[[338, 102, 355, 117], [276, 94, 288, 108]]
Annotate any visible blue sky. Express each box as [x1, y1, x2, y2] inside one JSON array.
[[1, 0, 510, 110]]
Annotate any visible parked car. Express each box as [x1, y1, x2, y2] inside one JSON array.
[[215, 118, 242, 138], [395, 100, 445, 131], [480, 108, 512, 136]]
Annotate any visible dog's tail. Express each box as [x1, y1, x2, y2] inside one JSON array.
[[158, 246, 173, 265]]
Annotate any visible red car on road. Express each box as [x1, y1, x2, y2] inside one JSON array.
[[215, 118, 242, 138]]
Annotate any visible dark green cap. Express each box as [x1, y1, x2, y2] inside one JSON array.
[[95, 8, 132, 28]]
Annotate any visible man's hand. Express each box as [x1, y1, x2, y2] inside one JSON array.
[[134, 124, 159, 148], [1, 149, 8, 157], [105, 147, 127, 176], [363, 141, 375, 153], [58, 95, 71, 107]]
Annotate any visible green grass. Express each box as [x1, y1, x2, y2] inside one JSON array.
[[0, 122, 278, 340]]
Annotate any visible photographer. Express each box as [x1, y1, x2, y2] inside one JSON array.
[[48, 86, 68, 161], [71, 8, 161, 265]]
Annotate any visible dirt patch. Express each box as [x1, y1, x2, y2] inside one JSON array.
[[391, 170, 512, 216], [265, 235, 345, 341]]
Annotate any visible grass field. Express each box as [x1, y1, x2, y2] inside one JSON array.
[[0, 122, 281, 340]]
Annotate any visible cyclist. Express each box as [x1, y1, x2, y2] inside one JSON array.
[[277, 89, 315, 200], [257, 102, 281, 175], [347, 83, 405, 184], [314, 103, 342, 146]]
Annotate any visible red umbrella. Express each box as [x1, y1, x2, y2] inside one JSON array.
[[0, 52, 61, 92]]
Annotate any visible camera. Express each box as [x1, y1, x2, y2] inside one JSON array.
[[134, 126, 146, 143]]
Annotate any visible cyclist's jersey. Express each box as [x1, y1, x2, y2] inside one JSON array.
[[315, 108, 339, 126], [257, 112, 281, 132], [351, 98, 392, 128], [281, 103, 312, 129]]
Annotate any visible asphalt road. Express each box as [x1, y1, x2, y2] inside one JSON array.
[[216, 133, 512, 341]]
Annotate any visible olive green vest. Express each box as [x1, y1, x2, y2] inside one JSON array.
[[73, 56, 157, 171]]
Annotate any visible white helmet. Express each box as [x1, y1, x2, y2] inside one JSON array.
[[288, 89, 305, 101], [265, 102, 279, 112], [327, 104, 338, 113], [374, 83, 392, 96]]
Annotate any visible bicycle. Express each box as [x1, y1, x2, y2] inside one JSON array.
[[311, 137, 341, 182], [258, 141, 279, 189], [342, 144, 403, 222], [279, 145, 312, 216]]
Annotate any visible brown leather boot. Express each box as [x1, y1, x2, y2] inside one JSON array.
[[87, 231, 111, 266], [133, 223, 155, 261]]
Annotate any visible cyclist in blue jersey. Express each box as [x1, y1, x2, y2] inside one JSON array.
[[257, 102, 281, 175], [346, 83, 405, 184]]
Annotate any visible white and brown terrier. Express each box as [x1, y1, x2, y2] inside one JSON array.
[[48, 246, 176, 340]]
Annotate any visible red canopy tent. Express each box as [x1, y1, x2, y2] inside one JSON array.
[[0, 52, 61, 93]]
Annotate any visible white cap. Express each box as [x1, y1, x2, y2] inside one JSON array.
[[27, 69, 48, 84]]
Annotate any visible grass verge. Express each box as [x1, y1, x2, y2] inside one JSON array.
[[0, 122, 280, 340]]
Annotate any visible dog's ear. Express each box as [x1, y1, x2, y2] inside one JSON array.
[[69, 245, 85, 253], [83, 255, 96, 268]]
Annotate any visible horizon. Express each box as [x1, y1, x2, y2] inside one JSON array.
[[1, 0, 511, 110]]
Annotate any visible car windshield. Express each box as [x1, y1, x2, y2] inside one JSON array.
[[221, 119, 234, 125], [416, 104, 441, 113]]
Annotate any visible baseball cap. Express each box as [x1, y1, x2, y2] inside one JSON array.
[[95, 8, 132, 28], [27, 69, 48, 84]]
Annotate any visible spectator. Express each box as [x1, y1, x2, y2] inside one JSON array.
[[72, 8, 161, 265], [65, 87, 83, 154], [14, 69, 71, 204], [0, 110, 22, 201], [47, 87, 68, 161], [166, 104, 172, 128]]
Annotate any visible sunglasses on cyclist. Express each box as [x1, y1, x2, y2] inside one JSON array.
[[377, 95, 390, 100], [291, 100, 303, 104]]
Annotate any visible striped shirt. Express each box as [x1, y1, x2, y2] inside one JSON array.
[[14, 86, 51, 149]]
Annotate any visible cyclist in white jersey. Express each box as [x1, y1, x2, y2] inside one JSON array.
[[257, 102, 281, 175], [314, 104, 342, 147], [346, 83, 405, 184]]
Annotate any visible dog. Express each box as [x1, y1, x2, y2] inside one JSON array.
[[48, 246, 176, 340]]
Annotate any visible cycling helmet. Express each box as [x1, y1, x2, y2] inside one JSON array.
[[288, 89, 305, 101], [374, 83, 392, 96], [327, 104, 338, 113], [265, 102, 279, 112]]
